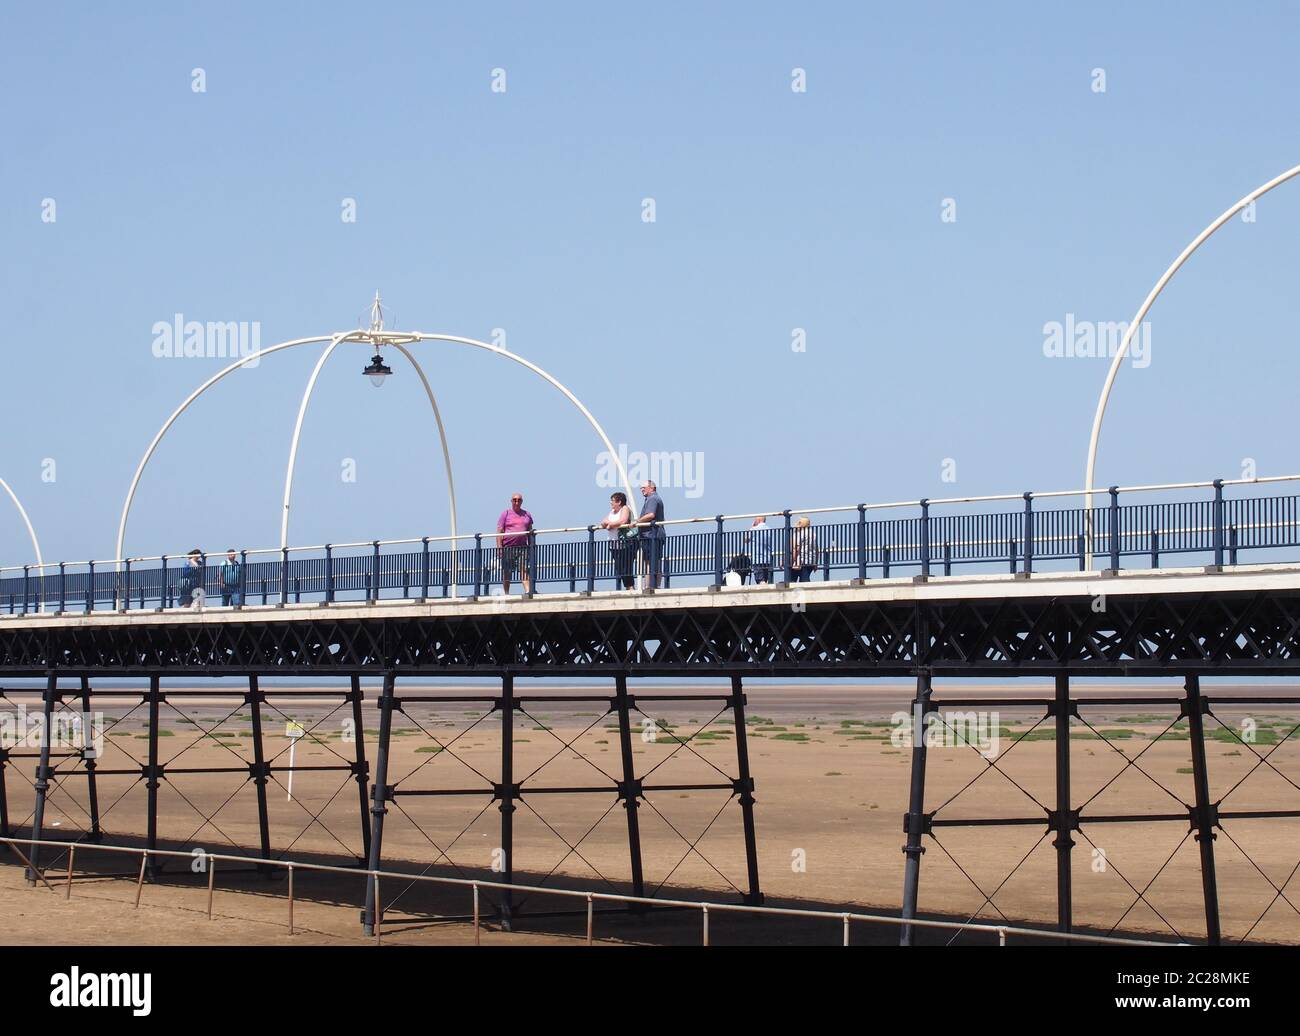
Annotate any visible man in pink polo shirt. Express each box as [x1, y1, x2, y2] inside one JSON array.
[[496, 492, 534, 594]]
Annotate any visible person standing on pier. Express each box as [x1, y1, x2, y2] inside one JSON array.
[[220, 549, 243, 607], [178, 548, 205, 607], [746, 515, 775, 584], [497, 493, 534, 594], [636, 480, 666, 589], [600, 491, 636, 589], [790, 516, 820, 582]]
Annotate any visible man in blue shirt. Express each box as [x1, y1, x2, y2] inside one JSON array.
[[220, 549, 243, 607], [636, 480, 665, 589]]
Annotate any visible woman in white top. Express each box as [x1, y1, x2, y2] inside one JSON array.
[[600, 492, 636, 589]]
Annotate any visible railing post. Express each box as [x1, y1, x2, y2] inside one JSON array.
[[919, 499, 930, 579], [1212, 478, 1224, 568], [86, 560, 94, 613], [1023, 492, 1034, 575], [421, 537, 430, 599], [324, 544, 334, 602], [22, 565, 29, 615], [1108, 486, 1121, 571], [371, 540, 381, 602], [586, 525, 596, 593], [526, 530, 537, 596], [856, 504, 867, 581], [713, 516, 724, 587], [58, 562, 66, 614], [123, 558, 131, 613], [279, 548, 289, 605], [782, 510, 793, 583], [159, 555, 168, 609], [473, 533, 483, 597]]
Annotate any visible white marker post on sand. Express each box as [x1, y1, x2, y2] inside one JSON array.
[[285, 721, 305, 801]]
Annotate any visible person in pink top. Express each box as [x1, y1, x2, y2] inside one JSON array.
[[496, 493, 534, 594]]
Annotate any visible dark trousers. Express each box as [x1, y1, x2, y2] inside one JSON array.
[[611, 542, 636, 589]]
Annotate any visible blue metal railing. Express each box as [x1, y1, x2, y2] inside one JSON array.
[[4, 477, 1300, 615]]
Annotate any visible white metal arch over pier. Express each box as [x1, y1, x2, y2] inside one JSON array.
[[115, 323, 637, 578], [1084, 162, 1300, 561], [0, 476, 43, 572]]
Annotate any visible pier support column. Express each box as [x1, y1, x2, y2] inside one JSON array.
[[498, 674, 517, 929], [613, 675, 646, 903], [899, 670, 934, 945], [0, 733, 8, 843], [27, 673, 57, 883], [350, 675, 371, 861], [246, 676, 273, 872], [145, 676, 162, 877], [729, 675, 763, 905], [362, 671, 396, 935], [1184, 675, 1221, 946], [1052, 672, 1074, 934], [79, 677, 101, 842]]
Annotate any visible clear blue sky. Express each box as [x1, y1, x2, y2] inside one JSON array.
[[3, 1, 1299, 564]]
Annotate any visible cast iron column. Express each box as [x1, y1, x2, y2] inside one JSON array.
[[899, 669, 933, 945], [1184, 675, 1221, 945], [145, 676, 162, 877], [499, 674, 516, 928], [79, 676, 102, 842], [27, 673, 58, 882], [1053, 672, 1073, 934], [730, 674, 763, 904], [362, 670, 396, 935], [247, 676, 273, 872], [613, 675, 646, 902], [350, 675, 371, 860]]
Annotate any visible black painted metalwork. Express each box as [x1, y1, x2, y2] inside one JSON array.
[[613, 675, 645, 902], [79, 676, 101, 842], [498, 674, 516, 928], [247, 675, 273, 872], [7, 587, 1300, 677], [899, 670, 933, 945], [362, 671, 395, 935], [1184, 675, 1221, 945], [729, 674, 763, 905], [1051, 672, 1075, 934]]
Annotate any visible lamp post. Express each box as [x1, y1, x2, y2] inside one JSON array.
[[361, 291, 395, 386]]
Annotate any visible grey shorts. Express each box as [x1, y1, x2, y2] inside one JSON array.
[[500, 545, 528, 577]]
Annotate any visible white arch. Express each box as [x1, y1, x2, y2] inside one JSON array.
[[116, 335, 333, 564], [1084, 163, 1300, 561], [0, 475, 44, 571], [411, 333, 637, 508], [117, 331, 637, 576], [279, 337, 460, 586]]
